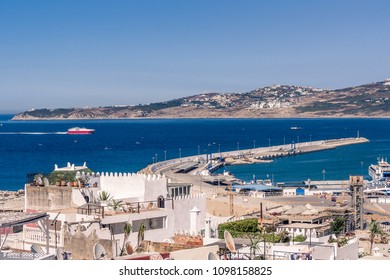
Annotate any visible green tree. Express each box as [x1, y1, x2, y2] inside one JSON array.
[[368, 220, 384, 254], [331, 217, 345, 236]]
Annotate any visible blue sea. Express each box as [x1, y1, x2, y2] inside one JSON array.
[[0, 115, 389, 191]]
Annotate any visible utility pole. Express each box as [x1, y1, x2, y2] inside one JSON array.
[[51, 212, 61, 250], [227, 183, 234, 216]]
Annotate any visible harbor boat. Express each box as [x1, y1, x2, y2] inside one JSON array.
[[290, 126, 303, 130], [66, 127, 95, 135], [368, 158, 390, 181]]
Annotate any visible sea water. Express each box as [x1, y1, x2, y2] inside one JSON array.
[[0, 115, 389, 191]]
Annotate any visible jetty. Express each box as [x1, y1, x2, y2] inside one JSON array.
[[144, 137, 369, 176]]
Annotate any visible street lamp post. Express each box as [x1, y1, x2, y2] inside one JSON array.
[[268, 138, 271, 149], [155, 153, 158, 163], [164, 150, 167, 161], [179, 148, 181, 158], [237, 141, 240, 150], [253, 140, 256, 149], [198, 145, 200, 156], [322, 169, 326, 181]]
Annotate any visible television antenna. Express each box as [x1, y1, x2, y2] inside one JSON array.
[[51, 212, 61, 249]]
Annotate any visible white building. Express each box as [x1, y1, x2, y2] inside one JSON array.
[[20, 165, 206, 259]]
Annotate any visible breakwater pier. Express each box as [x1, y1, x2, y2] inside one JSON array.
[[142, 137, 369, 184]]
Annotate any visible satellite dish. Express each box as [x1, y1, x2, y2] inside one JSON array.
[[224, 230, 236, 253], [56, 247, 64, 260], [163, 238, 173, 244], [93, 243, 108, 260], [31, 244, 44, 254], [208, 252, 219, 260]]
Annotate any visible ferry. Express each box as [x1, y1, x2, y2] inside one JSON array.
[[66, 127, 95, 135], [368, 158, 390, 181]]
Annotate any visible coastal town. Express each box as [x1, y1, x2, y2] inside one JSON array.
[[1, 135, 389, 261]]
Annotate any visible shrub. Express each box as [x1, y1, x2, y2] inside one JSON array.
[[292, 235, 306, 242], [217, 218, 259, 238]]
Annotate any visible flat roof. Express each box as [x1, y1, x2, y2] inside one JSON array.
[[278, 223, 328, 230], [101, 209, 166, 225], [0, 212, 48, 228]]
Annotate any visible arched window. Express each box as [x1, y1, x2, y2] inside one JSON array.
[[157, 196, 165, 208]]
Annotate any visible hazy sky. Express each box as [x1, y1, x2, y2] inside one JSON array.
[[1, 0, 390, 113]]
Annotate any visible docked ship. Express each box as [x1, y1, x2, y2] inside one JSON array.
[[368, 158, 390, 181], [66, 127, 95, 135]]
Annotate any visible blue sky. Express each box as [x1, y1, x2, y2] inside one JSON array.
[[1, 0, 389, 113]]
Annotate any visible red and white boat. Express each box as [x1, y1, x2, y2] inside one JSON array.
[[66, 127, 95, 134]]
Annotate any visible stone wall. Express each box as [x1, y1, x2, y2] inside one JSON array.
[[26, 186, 73, 211], [63, 225, 114, 260]]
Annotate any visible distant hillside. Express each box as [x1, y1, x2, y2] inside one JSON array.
[[12, 80, 390, 120]]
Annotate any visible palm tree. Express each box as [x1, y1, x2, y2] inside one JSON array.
[[244, 233, 262, 259], [109, 199, 124, 211], [120, 223, 132, 256], [137, 222, 146, 248], [98, 191, 112, 204], [368, 219, 384, 254]]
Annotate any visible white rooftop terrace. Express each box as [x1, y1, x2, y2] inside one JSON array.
[[54, 162, 89, 171]]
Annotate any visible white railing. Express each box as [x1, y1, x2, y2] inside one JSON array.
[[23, 226, 64, 248], [1, 234, 25, 251]]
